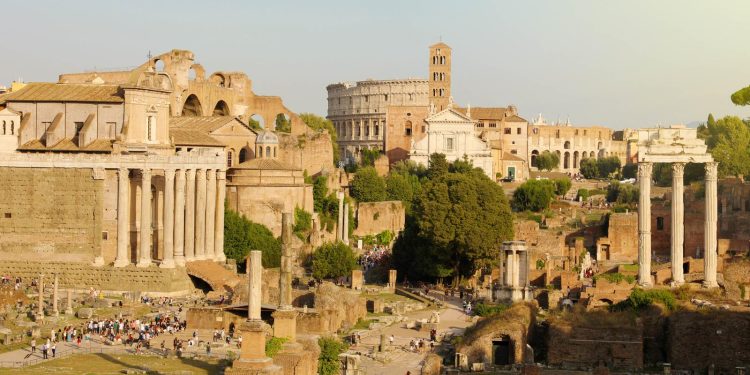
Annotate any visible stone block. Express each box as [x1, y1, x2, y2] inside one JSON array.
[[421, 322, 438, 332], [77, 308, 93, 319]]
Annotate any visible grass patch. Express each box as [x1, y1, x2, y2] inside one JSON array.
[[593, 272, 636, 284], [473, 303, 509, 317], [266, 337, 288, 358], [352, 319, 372, 330], [613, 288, 677, 311]]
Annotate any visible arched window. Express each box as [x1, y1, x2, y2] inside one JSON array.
[[2, 121, 5, 135], [9, 121, 13, 135], [266, 146, 271, 157], [274, 147, 277, 158], [564, 141, 571, 149], [404, 120, 413, 136], [240, 148, 248, 163], [258, 147, 263, 158]]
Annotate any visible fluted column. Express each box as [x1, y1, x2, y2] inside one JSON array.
[[174, 169, 186, 266], [704, 162, 719, 288], [205, 169, 217, 260], [137, 168, 152, 267], [195, 169, 207, 260], [215, 170, 227, 262], [185, 169, 196, 261], [671, 163, 685, 286], [638, 162, 653, 287], [248, 250, 262, 320], [343, 203, 349, 244], [161, 169, 176, 268], [114, 167, 130, 267]]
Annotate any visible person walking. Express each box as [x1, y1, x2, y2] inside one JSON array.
[[51, 343, 56, 358], [41, 343, 48, 359], [30, 339, 36, 353]]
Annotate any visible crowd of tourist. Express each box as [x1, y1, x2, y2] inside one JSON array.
[[358, 246, 389, 271]]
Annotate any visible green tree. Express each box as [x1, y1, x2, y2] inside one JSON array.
[[705, 116, 750, 178], [385, 173, 414, 206], [553, 177, 572, 196], [427, 153, 449, 179], [597, 156, 622, 178], [512, 179, 556, 212], [731, 85, 750, 106], [293, 207, 312, 240], [247, 117, 262, 131], [275, 114, 291, 133], [350, 166, 387, 202], [360, 149, 381, 167], [579, 158, 598, 179], [312, 242, 358, 279], [536, 151, 560, 171], [223, 209, 281, 269], [606, 181, 639, 205], [318, 337, 349, 375], [408, 170, 513, 280], [300, 113, 340, 166]]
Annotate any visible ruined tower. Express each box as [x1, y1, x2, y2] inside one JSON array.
[[428, 42, 452, 111]]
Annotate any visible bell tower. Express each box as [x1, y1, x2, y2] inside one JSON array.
[[428, 42, 452, 111]]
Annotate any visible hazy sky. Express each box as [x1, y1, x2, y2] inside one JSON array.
[[2, 0, 750, 129]]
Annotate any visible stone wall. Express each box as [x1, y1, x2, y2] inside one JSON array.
[[278, 131, 334, 177], [0, 261, 192, 294], [547, 311, 643, 370], [457, 302, 536, 365], [668, 310, 750, 371], [228, 184, 313, 237], [353, 201, 405, 237], [0, 167, 103, 263], [722, 259, 750, 300]]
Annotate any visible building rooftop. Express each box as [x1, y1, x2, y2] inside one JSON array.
[[233, 158, 297, 171], [0, 82, 123, 104], [169, 128, 223, 147], [170, 116, 252, 134]]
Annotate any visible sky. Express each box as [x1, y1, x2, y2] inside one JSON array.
[[2, 0, 750, 129]]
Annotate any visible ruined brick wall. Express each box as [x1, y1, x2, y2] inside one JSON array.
[[0, 168, 103, 263], [722, 259, 750, 300], [547, 313, 643, 370], [0, 260, 192, 293], [278, 132, 334, 177], [606, 213, 637, 262], [228, 184, 313, 237], [353, 201, 405, 237], [668, 310, 750, 371], [457, 302, 536, 365], [514, 220, 540, 246]]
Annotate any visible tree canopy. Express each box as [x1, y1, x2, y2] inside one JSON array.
[[312, 242, 358, 280], [350, 166, 387, 202], [700, 115, 750, 178], [536, 151, 560, 171], [511, 179, 556, 212], [393, 165, 513, 282], [275, 114, 291, 133], [580, 157, 621, 179], [224, 209, 281, 269]]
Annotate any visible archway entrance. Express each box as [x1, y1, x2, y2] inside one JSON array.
[[213, 100, 229, 116], [492, 336, 512, 365]]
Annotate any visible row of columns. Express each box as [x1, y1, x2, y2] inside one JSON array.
[[113, 167, 226, 268], [336, 119, 383, 140], [637, 161, 718, 288]]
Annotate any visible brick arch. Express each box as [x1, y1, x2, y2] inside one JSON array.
[[182, 94, 203, 116]]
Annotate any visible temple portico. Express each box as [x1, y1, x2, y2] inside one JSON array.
[[636, 126, 718, 288]]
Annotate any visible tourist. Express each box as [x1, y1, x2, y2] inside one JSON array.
[[41, 343, 48, 359], [389, 334, 394, 346], [51, 343, 56, 358], [206, 343, 212, 356], [30, 339, 36, 353]]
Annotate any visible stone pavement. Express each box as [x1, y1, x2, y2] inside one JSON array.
[[353, 292, 472, 375]]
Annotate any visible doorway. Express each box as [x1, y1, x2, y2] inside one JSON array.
[[492, 335, 512, 365]]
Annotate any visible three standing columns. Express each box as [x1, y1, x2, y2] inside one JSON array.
[[637, 161, 719, 288], [113, 167, 227, 268]]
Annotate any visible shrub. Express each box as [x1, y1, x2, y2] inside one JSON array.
[[553, 177, 572, 196], [619, 288, 677, 311], [318, 337, 349, 375], [594, 273, 635, 284], [265, 337, 287, 358], [512, 179, 556, 212], [473, 303, 509, 317], [576, 188, 589, 202], [536, 151, 560, 171], [312, 242, 358, 279], [293, 207, 312, 240], [350, 167, 387, 202], [224, 209, 281, 269]]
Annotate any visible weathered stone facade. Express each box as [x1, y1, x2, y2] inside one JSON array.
[[353, 201, 405, 237]]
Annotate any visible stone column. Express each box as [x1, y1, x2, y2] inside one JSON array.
[[195, 169, 207, 260], [65, 289, 73, 315], [137, 168, 152, 268], [114, 167, 130, 267], [37, 274, 44, 320], [247, 250, 262, 320], [337, 192, 345, 241], [185, 169, 196, 261], [704, 162, 719, 288], [638, 162, 653, 287], [174, 169, 186, 266], [205, 169, 217, 260], [671, 163, 685, 286], [512, 249, 521, 288], [161, 169, 176, 268], [52, 274, 59, 316], [343, 203, 350, 244], [215, 170, 227, 262], [278, 212, 293, 310]]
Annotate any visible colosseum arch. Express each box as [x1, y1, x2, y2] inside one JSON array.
[[182, 94, 203, 116], [213, 100, 230, 116], [209, 73, 228, 88]]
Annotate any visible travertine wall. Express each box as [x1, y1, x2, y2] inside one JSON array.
[[600, 212, 638, 262], [278, 132, 334, 176], [353, 201, 405, 237], [227, 184, 313, 237], [384, 105, 430, 164], [0, 260, 192, 294], [0, 167, 103, 262]]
